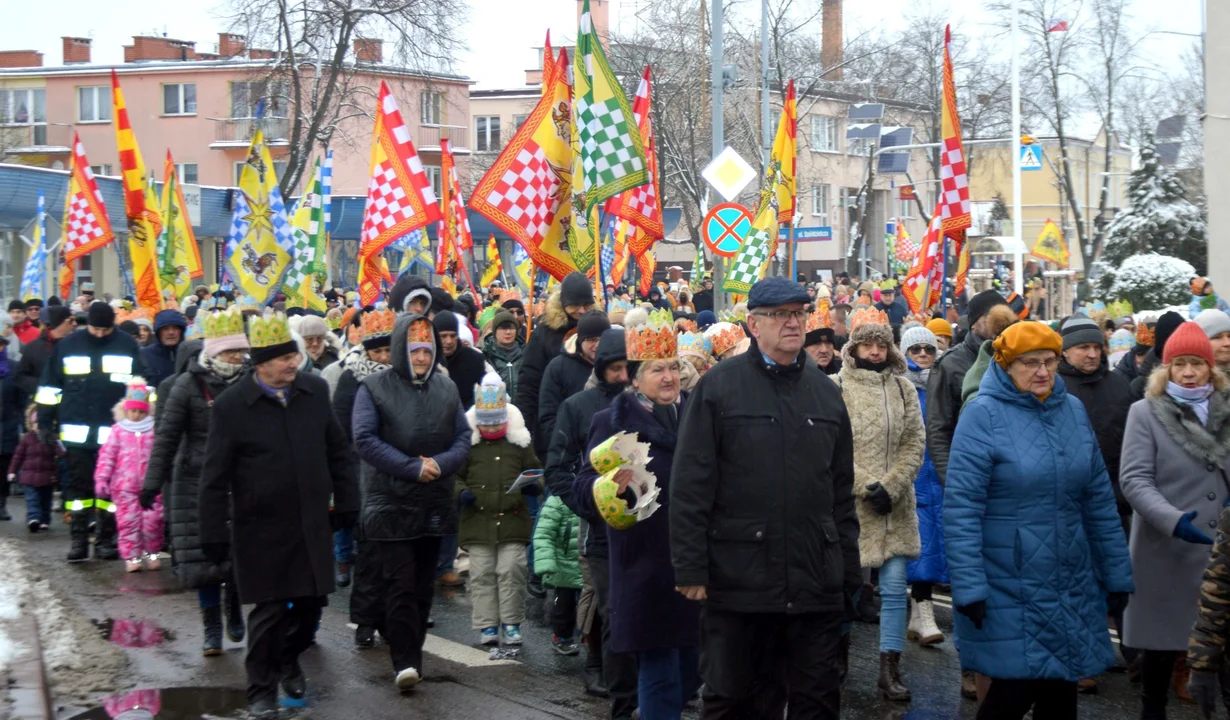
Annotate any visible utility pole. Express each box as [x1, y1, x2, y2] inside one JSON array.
[[711, 0, 725, 312], [1010, 0, 1024, 294]]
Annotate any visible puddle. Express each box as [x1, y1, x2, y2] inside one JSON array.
[[64, 687, 249, 719], [91, 618, 176, 648]]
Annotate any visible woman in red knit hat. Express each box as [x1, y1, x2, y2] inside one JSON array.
[[1120, 321, 1230, 718]]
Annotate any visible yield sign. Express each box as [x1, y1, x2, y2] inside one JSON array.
[[703, 202, 754, 258]]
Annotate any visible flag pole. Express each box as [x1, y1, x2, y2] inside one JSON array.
[[939, 232, 950, 314], [787, 222, 797, 283], [526, 262, 536, 340], [1010, 0, 1024, 295]]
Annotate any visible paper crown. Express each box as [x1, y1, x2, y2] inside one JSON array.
[[203, 306, 245, 340], [675, 318, 698, 334], [626, 308, 677, 361], [236, 296, 261, 313], [705, 322, 746, 358], [1106, 300, 1133, 319], [608, 297, 632, 315], [474, 372, 508, 415], [678, 331, 712, 359], [406, 317, 434, 347], [360, 309, 397, 341], [325, 314, 342, 330], [849, 306, 889, 331], [248, 310, 292, 348], [1136, 321, 1156, 346], [806, 302, 832, 332]]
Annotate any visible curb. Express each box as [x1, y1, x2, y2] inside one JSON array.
[[2, 615, 54, 720]]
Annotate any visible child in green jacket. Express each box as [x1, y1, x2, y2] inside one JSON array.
[[533, 493, 582, 654]]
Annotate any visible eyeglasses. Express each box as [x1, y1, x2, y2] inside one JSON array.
[[907, 345, 936, 356], [509, 309, 525, 316], [752, 309, 807, 323], [1015, 357, 1060, 373]]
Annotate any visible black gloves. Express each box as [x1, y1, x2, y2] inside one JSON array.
[[957, 600, 987, 630], [202, 542, 230, 564], [1106, 592, 1130, 617], [1188, 669, 1217, 719], [139, 488, 159, 510], [521, 483, 541, 497], [864, 483, 892, 516], [459, 489, 477, 506], [330, 510, 358, 532]]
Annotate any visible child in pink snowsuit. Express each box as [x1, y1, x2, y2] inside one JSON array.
[[95, 378, 162, 572]]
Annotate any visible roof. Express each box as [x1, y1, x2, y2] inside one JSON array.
[[0, 59, 472, 84]]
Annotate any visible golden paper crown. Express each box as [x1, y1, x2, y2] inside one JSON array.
[[677, 331, 712, 360], [806, 301, 832, 332], [203, 306, 245, 340], [1106, 300, 1133, 319], [236, 296, 261, 314], [247, 310, 292, 349], [1136, 321, 1155, 346], [848, 307, 889, 331], [360, 309, 397, 341], [474, 373, 508, 416], [675, 318, 698, 334], [705, 322, 746, 358], [406, 317, 434, 346], [626, 308, 677, 361]]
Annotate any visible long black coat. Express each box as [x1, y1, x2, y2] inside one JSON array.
[[1058, 357, 1135, 516], [198, 373, 359, 604], [15, 330, 55, 398], [670, 345, 860, 615], [536, 339, 595, 458], [925, 329, 981, 483], [144, 354, 244, 589]]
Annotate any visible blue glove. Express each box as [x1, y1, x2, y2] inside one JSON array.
[[459, 490, 476, 507], [1175, 510, 1215, 545]]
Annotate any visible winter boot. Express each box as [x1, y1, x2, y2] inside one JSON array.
[[837, 632, 852, 685], [201, 605, 223, 656], [280, 659, 306, 700], [66, 512, 90, 562], [907, 599, 945, 646], [1175, 654, 1195, 703], [0, 494, 10, 521], [224, 583, 246, 643], [93, 510, 119, 560], [335, 562, 352, 588], [877, 651, 911, 702]]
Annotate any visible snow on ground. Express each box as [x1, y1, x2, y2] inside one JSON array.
[[0, 538, 127, 699]]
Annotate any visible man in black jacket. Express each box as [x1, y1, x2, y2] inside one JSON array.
[[926, 289, 1009, 484], [692, 277, 715, 314], [545, 328, 636, 713], [537, 310, 609, 459], [515, 272, 597, 439], [16, 306, 74, 398], [671, 276, 859, 719], [36, 302, 143, 563], [431, 312, 487, 410], [138, 308, 186, 388]]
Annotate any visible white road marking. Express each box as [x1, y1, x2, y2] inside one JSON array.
[[423, 633, 520, 666]]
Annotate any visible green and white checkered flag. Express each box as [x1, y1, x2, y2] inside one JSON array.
[[722, 228, 771, 294]]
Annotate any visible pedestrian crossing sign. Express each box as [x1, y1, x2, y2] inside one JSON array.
[[1020, 144, 1043, 171]]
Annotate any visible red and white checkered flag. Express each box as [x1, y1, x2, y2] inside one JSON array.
[[939, 26, 971, 235], [62, 133, 115, 263]]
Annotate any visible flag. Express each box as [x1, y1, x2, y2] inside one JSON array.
[[598, 223, 616, 287], [470, 47, 576, 280], [359, 81, 442, 304], [311, 149, 333, 280], [284, 159, 328, 311], [1031, 218, 1070, 268], [480, 236, 504, 288], [111, 70, 163, 310], [20, 191, 48, 301], [1047, 19, 1070, 32], [770, 79, 798, 225], [512, 242, 534, 293], [395, 228, 432, 276], [541, 31, 555, 99], [611, 219, 631, 283], [890, 219, 918, 275], [953, 233, 971, 298], [569, 0, 649, 274], [635, 247, 655, 296], [606, 66, 664, 250], [691, 241, 707, 290], [225, 127, 296, 306], [902, 200, 946, 315], [939, 26, 971, 237], [441, 139, 474, 253], [722, 159, 785, 294], [61, 134, 114, 264], [157, 152, 204, 300]]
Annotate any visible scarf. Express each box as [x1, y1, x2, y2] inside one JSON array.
[[343, 347, 389, 382], [200, 350, 245, 383], [905, 357, 930, 389], [854, 356, 891, 373], [117, 416, 155, 433], [479, 425, 508, 441], [636, 391, 679, 431], [1167, 381, 1214, 426]]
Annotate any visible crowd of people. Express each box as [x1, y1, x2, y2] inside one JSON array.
[[4, 268, 1230, 719]]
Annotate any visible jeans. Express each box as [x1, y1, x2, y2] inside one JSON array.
[[878, 556, 908, 653], [334, 528, 354, 564], [23, 485, 52, 524], [435, 533, 459, 577], [199, 585, 221, 609], [637, 646, 700, 720]]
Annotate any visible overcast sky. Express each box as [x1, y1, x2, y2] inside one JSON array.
[[0, 0, 1202, 90]]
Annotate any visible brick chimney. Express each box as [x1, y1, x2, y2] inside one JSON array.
[[578, 0, 611, 50], [219, 33, 246, 58], [821, 0, 843, 81], [354, 38, 382, 64], [62, 37, 91, 65], [123, 36, 199, 63], [0, 50, 43, 68]]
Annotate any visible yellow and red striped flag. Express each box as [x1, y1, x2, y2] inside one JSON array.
[[541, 31, 555, 100], [480, 236, 503, 288], [111, 70, 162, 310]]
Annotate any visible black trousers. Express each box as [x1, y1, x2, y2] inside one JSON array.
[[589, 554, 639, 719], [699, 609, 843, 720], [245, 597, 322, 704], [1141, 649, 1182, 717], [367, 537, 441, 674], [349, 539, 385, 628], [66, 447, 115, 550], [552, 587, 579, 639], [976, 678, 1077, 720]]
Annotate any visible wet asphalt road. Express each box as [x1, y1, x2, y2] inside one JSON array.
[[0, 501, 1204, 720]]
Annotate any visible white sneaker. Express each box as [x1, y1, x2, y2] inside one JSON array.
[[395, 667, 421, 692], [907, 599, 945, 646]]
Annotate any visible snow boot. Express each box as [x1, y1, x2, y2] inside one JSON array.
[[907, 599, 945, 646], [66, 512, 90, 563], [93, 510, 119, 560], [202, 605, 224, 656], [0, 494, 10, 521], [224, 583, 246, 643], [878, 651, 911, 702]]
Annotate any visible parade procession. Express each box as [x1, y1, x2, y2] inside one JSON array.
[[0, 0, 1224, 718]]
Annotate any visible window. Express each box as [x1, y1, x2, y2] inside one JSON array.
[[175, 163, 199, 185], [811, 184, 829, 222], [77, 86, 110, 123], [423, 165, 442, 198], [897, 198, 914, 220], [230, 81, 287, 119], [420, 91, 443, 125], [809, 115, 837, 152], [475, 115, 501, 152], [88, 164, 113, 177], [163, 83, 197, 115], [513, 114, 529, 132], [234, 160, 288, 186], [847, 137, 872, 157], [0, 88, 45, 125]]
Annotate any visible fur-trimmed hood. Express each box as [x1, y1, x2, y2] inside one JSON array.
[[464, 401, 532, 448], [840, 322, 907, 377], [1144, 367, 1230, 466], [542, 291, 597, 332]]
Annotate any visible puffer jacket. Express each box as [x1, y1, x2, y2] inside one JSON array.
[[455, 403, 539, 547], [944, 361, 1133, 681], [537, 333, 595, 458], [532, 494, 582, 590], [138, 309, 187, 389], [905, 360, 948, 585], [835, 323, 924, 568], [515, 291, 594, 445], [926, 329, 983, 483], [10, 430, 62, 487], [95, 415, 156, 499], [1057, 356, 1134, 516]]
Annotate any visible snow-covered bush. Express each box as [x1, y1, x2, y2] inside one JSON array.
[[1106, 253, 1195, 310]]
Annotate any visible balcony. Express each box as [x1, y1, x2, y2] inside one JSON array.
[[1, 123, 72, 155], [416, 124, 470, 154], [209, 117, 291, 149]]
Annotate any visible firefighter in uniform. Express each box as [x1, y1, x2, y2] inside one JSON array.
[[36, 302, 144, 562]]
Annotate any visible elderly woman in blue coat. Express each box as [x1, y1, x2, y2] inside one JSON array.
[[944, 321, 1133, 720]]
